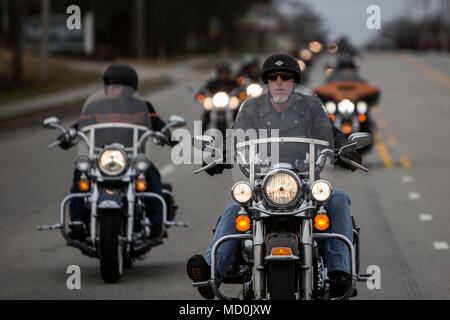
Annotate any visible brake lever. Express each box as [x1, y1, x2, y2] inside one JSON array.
[[340, 156, 369, 172], [194, 158, 223, 174], [48, 140, 61, 149]]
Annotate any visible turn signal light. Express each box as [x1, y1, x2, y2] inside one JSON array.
[[237, 76, 245, 86], [235, 215, 251, 232], [328, 114, 335, 122], [136, 179, 147, 191], [271, 248, 292, 256], [196, 94, 205, 103], [341, 123, 353, 135], [358, 114, 367, 123], [239, 91, 247, 100], [314, 214, 330, 231], [78, 179, 90, 192]]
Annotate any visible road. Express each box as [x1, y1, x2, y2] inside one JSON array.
[[0, 51, 449, 300]]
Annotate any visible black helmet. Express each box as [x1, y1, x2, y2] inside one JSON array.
[[103, 63, 138, 90], [216, 62, 231, 75], [336, 53, 357, 70], [261, 53, 301, 84]]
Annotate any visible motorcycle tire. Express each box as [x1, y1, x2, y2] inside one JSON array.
[[267, 262, 296, 300], [99, 213, 123, 283]]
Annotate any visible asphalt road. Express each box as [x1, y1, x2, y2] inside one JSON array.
[[0, 51, 449, 300]]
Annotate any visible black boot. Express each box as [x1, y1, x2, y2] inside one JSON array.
[[186, 255, 215, 300], [68, 222, 86, 242], [150, 221, 163, 239], [328, 270, 352, 299]]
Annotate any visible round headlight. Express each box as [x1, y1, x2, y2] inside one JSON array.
[[229, 96, 240, 110], [133, 154, 150, 172], [75, 154, 91, 172], [264, 171, 300, 206], [98, 148, 127, 176], [203, 97, 213, 111], [246, 84, 263, 97], [325, 101, 337, 114], [356, 101, 368, 114], [231, 182, 253, 204], [212, 92, 229, 108], [311, 180, 332, 202], [338, 99, 355, 114]]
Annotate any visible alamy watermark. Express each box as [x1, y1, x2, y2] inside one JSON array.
[[367, 5, 381, 30]]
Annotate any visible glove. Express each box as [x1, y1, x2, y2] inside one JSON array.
[[336, 147, 362, 172], [204, 162, 231, 176], [58, 133, 73, 150]]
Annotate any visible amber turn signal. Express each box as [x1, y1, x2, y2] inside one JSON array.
[[358, 114, 367, 123], [314, 214, 330, 231], [235, 215, 251, 232], [271, 248, 292, 256], [78, 179, 90, 192], [136, 179, 147, 191]]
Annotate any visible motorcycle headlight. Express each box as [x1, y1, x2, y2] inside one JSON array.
[[133, 154, 150, 172], [311, 180, 332, 202], [325, 101, 336, 114], [212, 92, 229, 108], [229, 96, 240, 110], [203, 97, 213, 111], [231, 182, 253, 204], [357, 101, 368, 114], [337, 99, 355, 114], [264, 171, 300, 207], [75, 154, 91, 172], [246, 84, 263, 97], [98, 148, 127, 176]]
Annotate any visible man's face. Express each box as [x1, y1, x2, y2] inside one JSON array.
[[267, 71, 295, 104]]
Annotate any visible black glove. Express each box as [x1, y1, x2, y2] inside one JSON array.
[[336, 147, 362, 172], [204, 162, 231, 176], [58, 133, 73, 150]]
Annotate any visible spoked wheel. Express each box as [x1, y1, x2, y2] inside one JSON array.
[[99, 213, 123, 283]]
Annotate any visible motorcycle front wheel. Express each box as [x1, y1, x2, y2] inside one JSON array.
[[99, 213, 123, 283], [267, 262, 297, 300]]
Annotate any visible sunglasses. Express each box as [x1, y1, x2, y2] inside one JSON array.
[[267, 72, 294, 81]]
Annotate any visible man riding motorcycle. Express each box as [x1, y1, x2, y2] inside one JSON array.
[[326, 53, 366, 83], [186, 53, 363, 300], [58, 63, 176, 241], [238, 55, 261, 83], [196, 62, 241, 131]]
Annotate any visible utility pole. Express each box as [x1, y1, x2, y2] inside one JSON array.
[[40, 0, 50, 83]]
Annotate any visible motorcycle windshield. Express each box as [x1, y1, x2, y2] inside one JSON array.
[[77, 84, 152, 154], [230, 83, 335, 188]]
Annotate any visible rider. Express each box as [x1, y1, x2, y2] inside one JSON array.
[[186, 53, 362, 299], [196, 62, 241, 130], [238, 54, 261, 83], [58, 63, 175, 241], [327, 53, 366, 83]]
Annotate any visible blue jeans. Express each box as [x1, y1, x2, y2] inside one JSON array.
[[206, 189, 353, 277], [69, 162, 163, 223]]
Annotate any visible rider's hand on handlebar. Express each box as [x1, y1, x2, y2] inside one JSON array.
[[204, 162, 231, 176], [58, 133, 73, 150], [335, 147, 362, 172]]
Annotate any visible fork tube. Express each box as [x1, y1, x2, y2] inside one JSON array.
[[89, 183, 98, 244], [126, 183, 135, 243], [301, 219, 313, 300], [253, 220, 265, 299]]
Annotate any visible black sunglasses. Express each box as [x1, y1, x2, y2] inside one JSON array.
[[267, 72, 294, 81]]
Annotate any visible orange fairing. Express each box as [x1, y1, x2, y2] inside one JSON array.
[[314, 81, 380, 104]]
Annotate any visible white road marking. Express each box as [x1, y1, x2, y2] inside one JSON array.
[[160, 164, 176, 177], [409, 192, 421, 200], [433, 242, 449, 250], [401, 176, 414, 183], [419, 213, 433, 221]]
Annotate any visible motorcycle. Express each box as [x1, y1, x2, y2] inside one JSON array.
[[191, 85, 373, 300], [196, 87, 246, 136], [314, 78, 380, 154], [39, 85, 189, 283]]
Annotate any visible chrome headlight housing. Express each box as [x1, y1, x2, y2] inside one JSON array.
[[337, 99, 355, 114], [325, 101, 337, 114], [75, 154, 91, 172], [212, 92, 229, 108], [133, 154, 150, 172], [231, 181, 253, 204], [263, 170, 300, 207], [98, 146, 127, 176], [311, 180, 332, 203], [356, 101, 368, 114]]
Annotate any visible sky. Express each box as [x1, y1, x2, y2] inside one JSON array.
[[278, 0, 442, 47]]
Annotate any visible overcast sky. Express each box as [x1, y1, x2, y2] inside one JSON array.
[[278, 0, 440, 47]]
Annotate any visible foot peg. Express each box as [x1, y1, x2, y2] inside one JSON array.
[[356, 273, 374, 282], [37, 223, 63, 231]]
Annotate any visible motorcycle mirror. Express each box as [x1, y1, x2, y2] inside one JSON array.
[[168, 115, 186, 128], [42, 116, 60, 129], [192, 135, 215, 151], [348, 132, 372, 149]]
